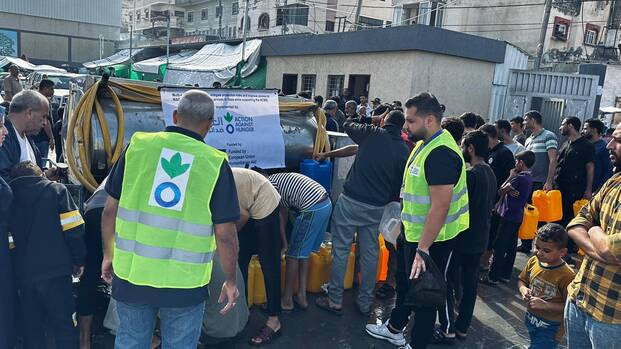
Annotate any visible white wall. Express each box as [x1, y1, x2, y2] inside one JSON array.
[[266, 50, 495, 116]]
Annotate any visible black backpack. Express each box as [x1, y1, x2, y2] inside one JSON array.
[[403, 250, 447, 308]]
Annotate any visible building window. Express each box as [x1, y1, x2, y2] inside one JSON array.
[[277, 4, 309, 26], [201, 9, 208, 20], [258, 13, 270, 30], [301, 75, 316, 95], [553, 16, 570, 41], [144, 9, 150, 19], [234, 27, 237, 37], [325, 20, 335, 32], [584, 23, 600, 46], [232, 2, 239, 15], [327, 75, 344, 98], [136, 11, 141, 21], [216, 5, 222, 18], [228, 27, 232, 38], [187, 11, 194, 22]]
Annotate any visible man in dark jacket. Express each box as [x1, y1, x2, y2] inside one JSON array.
[[315, 110, 410, 315], [9, 161, 85, 349], [0, 90, 49, 181]]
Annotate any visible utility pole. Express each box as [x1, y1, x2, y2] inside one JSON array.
[[166, 0, 171, 65], [242, 0, 250, 60], [218, 0, 223, 39], [354, 0, 363, 31], [129, 0, 136, 72], [535, 0, 552, 70]]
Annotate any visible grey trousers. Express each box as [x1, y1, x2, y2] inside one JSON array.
[[328, 194, 385, 310]]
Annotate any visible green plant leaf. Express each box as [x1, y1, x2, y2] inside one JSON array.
[[224, 112, 234, 123], [161, 152, 190, 178]]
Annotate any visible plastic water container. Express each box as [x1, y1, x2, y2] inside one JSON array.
[[344, 244, 356, 290], [573, 199, 589, 217], [300, 159, 333, 193], [376, 235, 389, 282], [519, 205, 539, 240], [532, 190, 563, 222], [307, 243, 332, 293]]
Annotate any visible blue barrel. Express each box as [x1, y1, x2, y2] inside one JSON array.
[[300, 159, 333, 193]]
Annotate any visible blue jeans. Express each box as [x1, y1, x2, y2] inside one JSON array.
[[287, 199, 332, 258], [115, 299, 205, 349], [564, 299, 621, 349], [524, 311, 559, 349]]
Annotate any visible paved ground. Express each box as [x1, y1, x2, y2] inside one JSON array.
[[85, 252, 568, 349]]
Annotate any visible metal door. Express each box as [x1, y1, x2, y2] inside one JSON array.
[[540, 99, 565, 132]]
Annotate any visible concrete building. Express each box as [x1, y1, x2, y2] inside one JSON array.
[[0, 0, 120, 66], [261, 25, 515, 118], [392, 0, 617, 65]]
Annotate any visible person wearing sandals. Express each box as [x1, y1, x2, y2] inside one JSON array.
[[267, 172, 332, 311], [435, 130, 497, 343], [232, 168, 283, 346]]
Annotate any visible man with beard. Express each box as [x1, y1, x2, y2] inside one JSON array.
[[555, 117, 594, 233], [582, 118, 612, 192], [565, 122, 621, 348], [365, 92, 468, 349]]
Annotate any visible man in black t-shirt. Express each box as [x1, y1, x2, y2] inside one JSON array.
[[479, 124, 515, 268], [101, 90, 240, 348], [556, 117, 595, 233]]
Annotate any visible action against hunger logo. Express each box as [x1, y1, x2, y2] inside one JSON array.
[[149, 149, 194, 211]]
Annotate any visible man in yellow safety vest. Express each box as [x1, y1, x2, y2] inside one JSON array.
[[101, 90, 241, 349], [365, 92, 469, 349]]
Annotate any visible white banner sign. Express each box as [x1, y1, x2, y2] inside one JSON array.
[[160, 88, 285, 168]]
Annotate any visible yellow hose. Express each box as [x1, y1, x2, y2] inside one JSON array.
[[67, 81, 329, 192], [66, 79, 161, 192]]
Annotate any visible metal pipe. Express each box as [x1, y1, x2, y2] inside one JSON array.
[[166, 0, 171, 65]]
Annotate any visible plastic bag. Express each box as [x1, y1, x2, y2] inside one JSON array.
[[379, 202, 401, 245], [103, 298, 120, 335]]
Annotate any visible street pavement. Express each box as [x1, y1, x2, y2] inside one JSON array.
[[90, 252, 567, 349]]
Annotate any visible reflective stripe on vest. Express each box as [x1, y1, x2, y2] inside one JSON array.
[[401, 130, 469, 243], [115, 235, 214, 264], [117, 207, 214, 238], [113, 131, 226, 289], [402, 186, 467, 206]]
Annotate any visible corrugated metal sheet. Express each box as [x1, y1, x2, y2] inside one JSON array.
[[509, 70, 597, 97], [1, 0, 121, 27], [488, 43, 529, 121]]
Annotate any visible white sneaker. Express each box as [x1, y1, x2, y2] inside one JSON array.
[[398, 344, 413, 349], [365, 320, 406, 346]]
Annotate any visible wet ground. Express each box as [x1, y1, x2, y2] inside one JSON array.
[[87, 252, 567, 349]]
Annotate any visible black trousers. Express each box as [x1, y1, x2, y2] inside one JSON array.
[[19, 275, 79, 349], [489, 218, 522, 281], [389, 235, 454, 348], [486, 213, 501, 251], [438, 251, 481, 334], [238, 207, 282, 316], [76, 208, 108, 316]]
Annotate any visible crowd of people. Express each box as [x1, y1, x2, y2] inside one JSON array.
[[0, 85, 620, 349]]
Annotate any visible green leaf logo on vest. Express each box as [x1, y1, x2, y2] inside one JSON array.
[[161, 152, 190, 179], [149, 148, 195, 211]]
